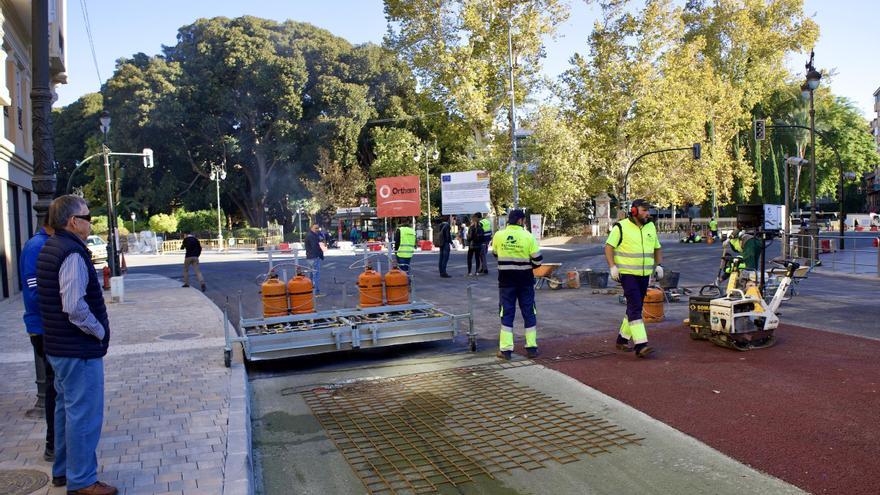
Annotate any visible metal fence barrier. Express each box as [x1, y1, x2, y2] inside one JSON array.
[[784, 233, 879, 276]]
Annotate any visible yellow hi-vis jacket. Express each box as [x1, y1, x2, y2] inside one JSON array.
[[606, 218, 661, 276], [492, 224, 542, 287], [397, 226, 416, 258]]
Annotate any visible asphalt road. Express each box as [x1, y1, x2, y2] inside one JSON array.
[[127, 234, 878, 346], [124, 235, 877, 495]]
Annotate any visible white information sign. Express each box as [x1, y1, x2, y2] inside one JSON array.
[[530, 214, 543, 241], [441, 170, 491, 215]]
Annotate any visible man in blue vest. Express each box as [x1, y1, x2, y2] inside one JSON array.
[[19, 217, 56, 462], [605, 199, 663, 358], [37, 195, 117, 495], [492, 209, 543, 359]]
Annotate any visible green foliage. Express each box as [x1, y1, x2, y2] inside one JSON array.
[[519, 106, 593, 220], [175, 209, 225, 234], [232, 227, 264, 239], [91, 215, 109, 235], [149, 213, 178, 233]]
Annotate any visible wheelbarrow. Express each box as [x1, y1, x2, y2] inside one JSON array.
[[533, 263, 563, 289]]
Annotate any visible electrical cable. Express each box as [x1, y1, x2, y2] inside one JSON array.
[[79, 0, 103, 85]]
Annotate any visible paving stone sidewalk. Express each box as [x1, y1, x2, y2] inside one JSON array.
[[0, 273, 251, 495]]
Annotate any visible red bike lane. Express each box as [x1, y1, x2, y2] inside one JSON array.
[[532, 322, 880, 495]]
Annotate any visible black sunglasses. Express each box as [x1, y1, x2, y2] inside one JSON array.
[[74, 214, 92, 222]]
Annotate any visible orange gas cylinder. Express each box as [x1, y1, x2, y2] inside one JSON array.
[[261, 276, 288, 317], [287, 274, 315, 314], [358, 268, 384, 308], [384, 268, 410, 305], [642, 288, 665, 323]]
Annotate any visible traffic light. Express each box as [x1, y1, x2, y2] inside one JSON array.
[[754, 119, 765, 141], [692, 143, 701, 160]]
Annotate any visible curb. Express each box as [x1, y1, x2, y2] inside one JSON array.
[[223, 358, 254, 495]]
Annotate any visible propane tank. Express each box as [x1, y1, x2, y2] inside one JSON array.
[[287, 273, 315, 314], [261, 275, 288, 317], [384, 267, 410, 305], [358, 266, 384, 308], [642, 288, 665, 323]]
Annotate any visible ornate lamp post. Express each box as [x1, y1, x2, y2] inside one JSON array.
[[803, 51, 822, 265], [209, 162, 227, 250]]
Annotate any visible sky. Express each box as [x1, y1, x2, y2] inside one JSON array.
[[56, 0, 880, 119]]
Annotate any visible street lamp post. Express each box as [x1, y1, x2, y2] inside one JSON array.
[[130, 212, 136, 236], [803, 51, 822, 265], [507, 14, 519, 209], [99, 111, 120, 277], [82, 112, 155, 276], [414, 143, 440, 241], [209, 162, 226, 251]]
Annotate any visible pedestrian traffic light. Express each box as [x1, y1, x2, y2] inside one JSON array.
[[692, 143, 701, 160]]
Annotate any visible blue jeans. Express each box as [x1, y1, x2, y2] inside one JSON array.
[[438, 245, 450, 274], [307, 258, 322, 293], [47, 355, 104, 490]]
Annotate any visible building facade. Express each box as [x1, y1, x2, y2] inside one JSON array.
[[872, 87, 880, 154], [0, 0, 67, 300]]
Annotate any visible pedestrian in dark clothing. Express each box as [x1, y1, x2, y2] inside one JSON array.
[[38, 195, 118, 495], [438, 219, 452, 277], [305, 224, 326, 294], [476, 212, 491, 274], [181, 233, 205, 291], [466, 216, 484, 276], [20, 218, 56, 462]]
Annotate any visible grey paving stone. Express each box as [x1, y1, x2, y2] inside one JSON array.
[[0, 275, 251, 495]]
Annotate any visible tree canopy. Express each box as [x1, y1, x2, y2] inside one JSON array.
[[52, 4, 878, 229]]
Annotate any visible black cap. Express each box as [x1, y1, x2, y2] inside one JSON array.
[[631, 199, 653, 210], [508, 209, 526, 224]]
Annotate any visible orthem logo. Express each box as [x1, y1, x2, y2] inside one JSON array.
[[379, 185, 391, 198], [442, 175, 451, 182]]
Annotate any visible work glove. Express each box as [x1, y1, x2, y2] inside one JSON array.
[[610, 265, 620, 282], [654, 264, 664, 280]]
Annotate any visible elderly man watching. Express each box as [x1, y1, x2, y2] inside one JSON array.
[[37, 195, 117, 495]]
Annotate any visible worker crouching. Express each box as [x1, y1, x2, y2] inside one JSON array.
[[605, 199, 664, 358], [492, 209, 543, 360]]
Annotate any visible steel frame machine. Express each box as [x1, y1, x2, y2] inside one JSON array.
[[222, 287, 476, 367]]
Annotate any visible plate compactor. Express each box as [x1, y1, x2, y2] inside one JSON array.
[[688, 259, 799, 351]]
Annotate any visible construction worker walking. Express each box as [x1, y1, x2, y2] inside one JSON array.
[[394, 223, 417, 272], [708, 217, 718, 239], [605, 199, 664, 358], [492, 209, 543, 360]]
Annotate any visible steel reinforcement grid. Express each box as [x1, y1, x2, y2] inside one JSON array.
[[303, 362, 642, 494]]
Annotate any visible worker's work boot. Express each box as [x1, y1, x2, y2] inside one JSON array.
[[525, 347, 539, 359], [634, 344, 654, 358], [615, 336, 632, 352], [496, 350, 512, 361]]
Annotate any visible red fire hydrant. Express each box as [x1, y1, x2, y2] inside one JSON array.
[[103, 265, 111, 290]]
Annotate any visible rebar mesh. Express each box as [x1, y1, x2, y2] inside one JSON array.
[[304, 365, 643, 494]]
